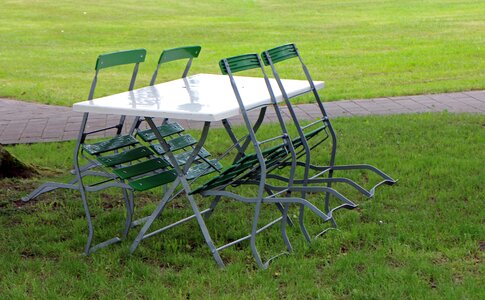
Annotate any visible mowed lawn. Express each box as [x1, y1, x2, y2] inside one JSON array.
[[0, 0, 484, 106], [1, 113, 484, 298]]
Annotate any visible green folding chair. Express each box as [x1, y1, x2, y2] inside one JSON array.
[[189, 53, 357, 268], [261, 43, 396, 240], [22, 49, 182, 255], [130, 46, 222, 180]]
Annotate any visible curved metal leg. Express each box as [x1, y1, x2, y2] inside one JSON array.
[[250, 200, 267, 269], [281, 203, 292, 252], [298, 204, 311, 243], [122, 188, 134, 239], [79, 186, 95, 255]]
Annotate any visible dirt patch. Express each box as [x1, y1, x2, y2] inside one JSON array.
[[480, 241, 485, 252], [0, 145, 38, 179]]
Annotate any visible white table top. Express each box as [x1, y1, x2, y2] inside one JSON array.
[[73, 73, 324, 122]]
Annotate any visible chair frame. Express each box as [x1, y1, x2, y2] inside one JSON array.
[[261, 43, 396, 240], [190, 53, 357, 268], [22, 49, 148, 254]]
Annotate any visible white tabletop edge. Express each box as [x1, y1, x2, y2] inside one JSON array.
[[73, 74, 325, 122]]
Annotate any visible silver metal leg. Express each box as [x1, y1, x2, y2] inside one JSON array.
[[131, 118, 225, 267]]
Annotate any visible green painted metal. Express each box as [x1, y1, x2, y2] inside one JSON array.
[[82, 135, 139, 155], [186, 159, 223, 180], [97, 146, 153, 167], [219, 53, 260, 75], [129, 170, 177, 191], [158, 46, 201, 64], [261, 44, 298, 66], [172, 148, 210, 166], [190, 144, 288, 195], [113, 158, 170, 180], [137, 122, 185, 142], [95, 49, 146, 70], [150, 134, 197, 155]]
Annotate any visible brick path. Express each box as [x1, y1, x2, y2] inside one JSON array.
[[1, 90, 484, 145]]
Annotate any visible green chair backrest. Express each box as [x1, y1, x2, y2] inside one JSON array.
[[89, 48, 147, 100], [95, 48, 147, 70], [260, 43, 298, 66], [150, 45, 202, 85], [219, 53, 261, 75], [158, 45, 201, 64]]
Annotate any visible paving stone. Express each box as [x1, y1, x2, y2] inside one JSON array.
[[1, 91, 484, 145], [347, 109, 373, 116], [409, 95, 435, 101], [336, 101, 363, 109]]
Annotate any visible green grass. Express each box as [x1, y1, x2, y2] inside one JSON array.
[[1, 113, 484, 298], [0, 0, 484, 106]]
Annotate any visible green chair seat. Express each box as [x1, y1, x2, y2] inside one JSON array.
[[150, 134, 197, 155], [97, 146, 154, 167], [129, 170, 178, 192], [190, 159, 259, 195], [171, 148, 211, 166], [83, 135, 139, 155], [137, 122, 185, 142], [113, 158, 170, 180], [186, 159, 223, 180]]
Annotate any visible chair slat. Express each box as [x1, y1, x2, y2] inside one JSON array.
[[83, 135, 139, 155], [137, 122, 185, 142], [129, 170, 178, 191], [150, 134, 197, 155], [97, 146, 154, 167], [113, 158, 170, 180], [172, 148, 211, 166], [186, 159, 223, 180]]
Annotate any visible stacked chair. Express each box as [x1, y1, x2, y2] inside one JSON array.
[[21, 47, 220, 255], [189, 53, 358, 269], [260, 43, 396, 240], [130, 46, 222, 181]]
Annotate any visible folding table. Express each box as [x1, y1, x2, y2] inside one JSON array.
[[73, 73, 324, 267]]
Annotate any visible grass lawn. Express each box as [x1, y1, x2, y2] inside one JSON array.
[[0, 0, 484, 106], [1, 113, 484, 298]]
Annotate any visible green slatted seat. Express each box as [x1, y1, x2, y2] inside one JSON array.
[[190, 143, 289, 195], [113, 158, 170, 180], [150, 134, 197, 155], [186, 159, 223, 180], [129, 170, 178, 192], [173, 148, 211, 166], [97, 146, 154, 167], [137, 122, 185, 142], [83, 135, 139, 155]]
